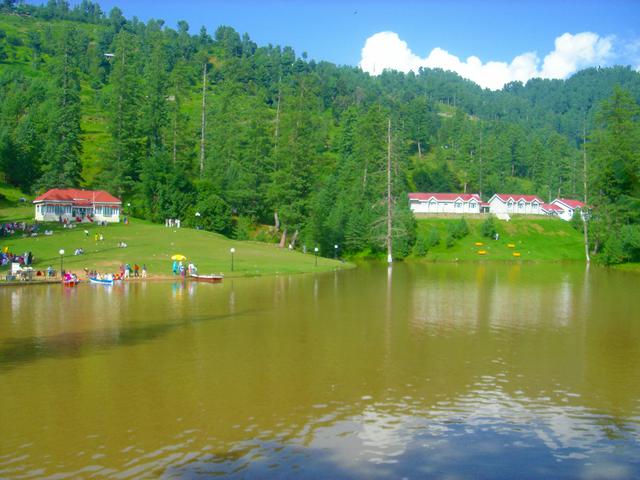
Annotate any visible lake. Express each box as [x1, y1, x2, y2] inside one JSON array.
[[1, 263, 639, 479]]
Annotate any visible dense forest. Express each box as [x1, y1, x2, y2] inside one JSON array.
[[0, 0, 639, 263]]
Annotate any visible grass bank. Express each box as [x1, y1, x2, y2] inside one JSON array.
[[1, 210, 349, 279], [411, 215, 586, 262], [613, 263, 640, 273]]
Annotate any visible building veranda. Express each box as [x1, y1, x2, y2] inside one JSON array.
[[33, 189, 122, 224]]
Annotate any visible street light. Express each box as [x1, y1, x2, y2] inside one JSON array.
[[314, 246, 319, 266], [195, 211, 201, 230], [334, 244, 338, 259], [230, 247, 235, 272], [59, 249, 65, 276]]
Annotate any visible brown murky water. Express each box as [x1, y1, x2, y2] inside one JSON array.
[[1, 263, 639, 479]]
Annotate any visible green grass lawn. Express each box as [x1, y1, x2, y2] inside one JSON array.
[[0, 217, 349, 278], [0, 183, 32, 222], [411, 215, 586, 262]]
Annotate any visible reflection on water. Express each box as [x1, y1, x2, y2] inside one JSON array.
[[1, 263, 639, 479]]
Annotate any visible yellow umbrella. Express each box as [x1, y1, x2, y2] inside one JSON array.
[[171, 254, 187, 261]]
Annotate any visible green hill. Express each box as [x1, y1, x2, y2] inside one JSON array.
[[411, 216, 585, 262]]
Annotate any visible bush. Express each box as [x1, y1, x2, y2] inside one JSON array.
[[233, 215, 252, 240], [448, 218, 469, 240], [445, 232, 456, 248], [428, 228, 440, 247], [481, 215, 498, 239], [601, 224, 640, 265], [413, 235, 428, 256], [570, 210, 583, 232], [194, 194, 232, 235]]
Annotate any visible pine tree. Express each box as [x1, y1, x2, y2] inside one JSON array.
[[37, 27, 83, 190]]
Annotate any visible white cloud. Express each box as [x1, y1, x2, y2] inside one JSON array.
[[359, 31, 616, 90]]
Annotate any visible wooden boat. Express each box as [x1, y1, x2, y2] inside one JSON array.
[[189, 273, 223, 283], [89, 277, 114, 286], [62, 273, 80, 286]]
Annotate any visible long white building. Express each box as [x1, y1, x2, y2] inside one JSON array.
[[487, 194, 544, 215], [409, 193, 481, 214]]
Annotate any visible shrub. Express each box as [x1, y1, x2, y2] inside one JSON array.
[[570, 210, 583, 232], [428, 228, 440, 247], [481, 215, 498, 239], [233, 215, 252, 240], [445, 232, 456, 248], [448, 218, 469, 240], [413, 235, 428, 256], [601, 224, 640, 265]]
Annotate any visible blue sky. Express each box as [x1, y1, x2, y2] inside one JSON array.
[[35, 0, 640, 89]]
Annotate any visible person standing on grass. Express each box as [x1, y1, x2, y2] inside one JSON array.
[[141, 264, 147, 278], [134, 264, 139, 277]]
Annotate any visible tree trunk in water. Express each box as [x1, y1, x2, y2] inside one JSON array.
[[582, 121, 590, 264], [199, 62, 207, 176], [387, 117, 393, 264]]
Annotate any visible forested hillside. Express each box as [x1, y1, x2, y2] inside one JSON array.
[[1, 1, 639, 262]]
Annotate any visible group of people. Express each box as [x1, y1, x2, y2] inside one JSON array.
[[0, 222, 39, 238], [172, 260, 197, 277], [119, 263, 146, 279], [165, 218, 181, 228], [85, 263, 147, 281], [1, 247, 33, 268]]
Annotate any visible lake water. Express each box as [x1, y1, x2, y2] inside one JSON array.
[[1, 263, 639, 479]]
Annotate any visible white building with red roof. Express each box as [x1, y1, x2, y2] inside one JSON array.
[[408, 193, 481, 214], [33, 189, 122, 223], [541, 203, 564, 217], [488, 194, 544, 216], [551, 198, 586, 221]]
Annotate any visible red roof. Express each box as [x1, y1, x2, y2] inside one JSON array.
[[541, 203, 563, 212], [553, 198, 585, 209], [33, 189, 121, 204], [491, 194, 542, 203], [409, 192, 481, 202]]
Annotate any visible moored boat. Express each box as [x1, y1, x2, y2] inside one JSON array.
[[89, 276, 114, 286], [189, 273, 223, 283], [62, 273, 80, 286]]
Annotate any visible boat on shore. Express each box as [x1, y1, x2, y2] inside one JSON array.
[[89, 277, 114, 286], [62, 273, 80, 286], [189, 273, 224, 283]]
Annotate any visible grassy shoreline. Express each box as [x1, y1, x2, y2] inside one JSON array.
[[1, 215, 351, 279]]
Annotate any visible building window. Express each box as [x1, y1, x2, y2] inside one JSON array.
[[470, 202, 477, 209], [518, 201, 525, 209], [455, 202, 462, 208]]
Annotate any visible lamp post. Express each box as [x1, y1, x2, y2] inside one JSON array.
[[59, 249, 65, 276], [334, 244, 338, 259], [195, 211, 201, 230], [314, 246, 319, 266], [230, 247, 235, 272]]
